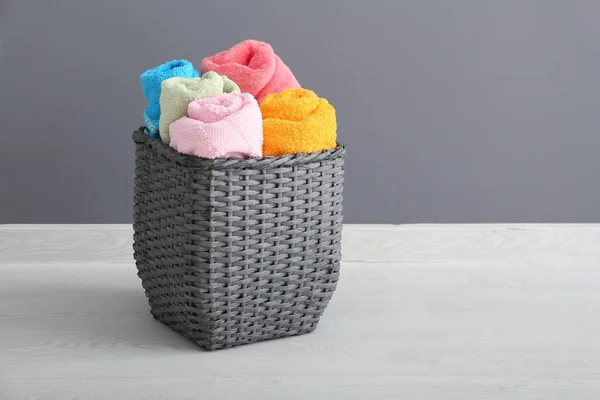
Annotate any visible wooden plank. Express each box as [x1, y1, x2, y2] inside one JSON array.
[[2, 224, 600, 264], [2, 262, 599, 395], [4, 375, 600, 400], [0, 225, 133, 264], [3, 225, 600, 399]]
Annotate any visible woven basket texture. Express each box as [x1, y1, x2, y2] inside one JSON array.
[[132, 128, 345, 350]]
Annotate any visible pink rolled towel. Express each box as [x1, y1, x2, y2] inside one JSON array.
[[201, 40, 301, 103], [169, 93, 263, 159]]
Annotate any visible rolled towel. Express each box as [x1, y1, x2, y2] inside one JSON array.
[[201, 40, 300, 103], [169, 93, 263, 159], [140, 59, 199, 138], [159, 71, 240, 144], [261, 88, 337, 157]]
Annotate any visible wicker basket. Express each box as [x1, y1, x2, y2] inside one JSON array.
[[132, 127, 345, 350]]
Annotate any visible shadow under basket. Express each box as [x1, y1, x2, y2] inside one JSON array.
[[132, 128, 345, 350]]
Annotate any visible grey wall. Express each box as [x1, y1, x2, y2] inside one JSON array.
[[1, 0, 600, 224]]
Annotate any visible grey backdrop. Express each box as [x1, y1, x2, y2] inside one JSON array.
[[1, 0, 599, 224]]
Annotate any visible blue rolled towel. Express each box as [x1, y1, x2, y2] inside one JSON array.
[[140, 59, 199, 138]]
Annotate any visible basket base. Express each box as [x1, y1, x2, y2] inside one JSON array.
[[151, 310, 320, 351]]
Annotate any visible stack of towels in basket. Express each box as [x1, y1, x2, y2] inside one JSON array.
[[140, 40, 337, 158]]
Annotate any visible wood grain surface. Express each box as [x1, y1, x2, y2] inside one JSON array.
[[1, 225, 600, 399]]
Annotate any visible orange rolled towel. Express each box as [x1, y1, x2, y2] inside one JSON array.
[[260, 88, 337, 157]]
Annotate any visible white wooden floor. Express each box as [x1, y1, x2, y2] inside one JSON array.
[[2, 224, 600, 399]]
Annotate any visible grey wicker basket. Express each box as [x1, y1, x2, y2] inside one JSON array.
[[132, 127, 345, 350]]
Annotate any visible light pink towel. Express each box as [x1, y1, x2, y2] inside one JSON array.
[[169, 93, 263, 159], [201, 40, 301, 103]]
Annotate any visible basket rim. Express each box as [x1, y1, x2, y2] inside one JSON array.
[[133, 127, 345, 170]]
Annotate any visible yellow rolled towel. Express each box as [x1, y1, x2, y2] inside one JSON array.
[[260, 88, 337, 157]]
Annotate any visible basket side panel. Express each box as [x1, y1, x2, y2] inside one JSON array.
[[133, 141, 203, 336], [189, 155, 345, 348]]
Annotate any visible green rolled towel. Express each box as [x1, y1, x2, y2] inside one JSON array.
[[159, 71, 240, 144]]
